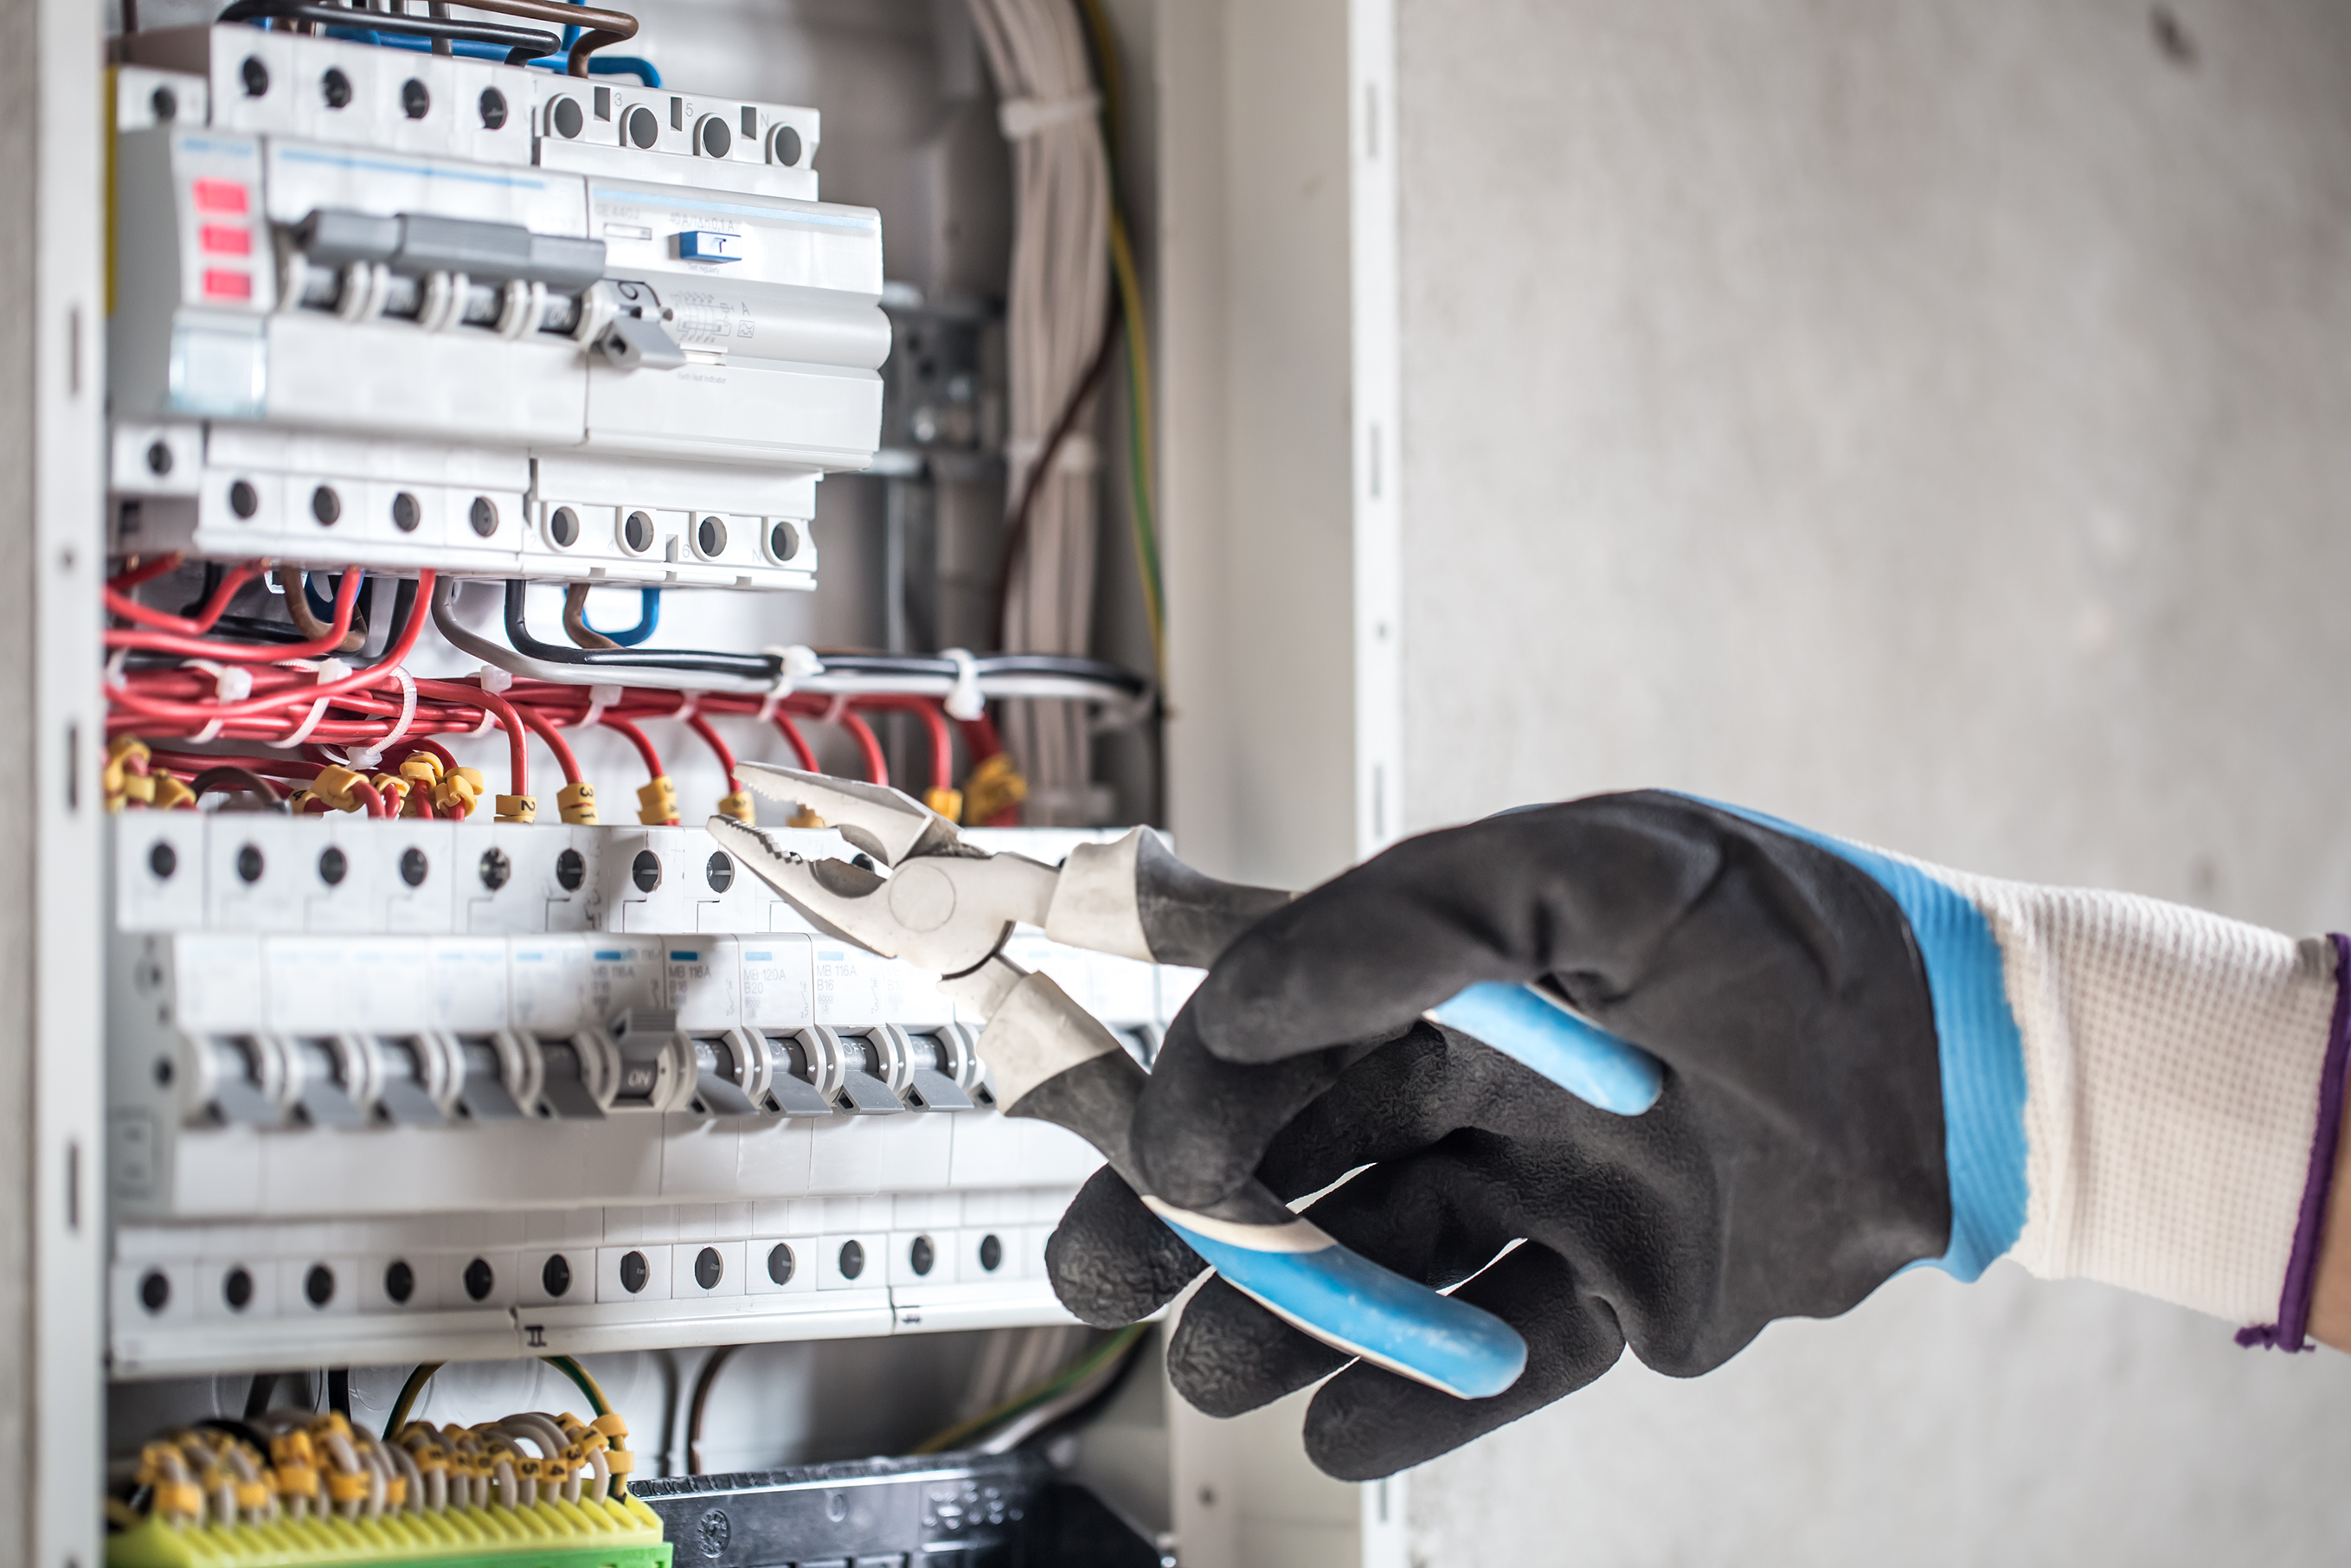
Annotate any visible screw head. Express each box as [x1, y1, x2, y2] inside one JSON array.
[[139, 1269, 170, 1314], [978, 1233, 1003, 1273], [145, 440, 173, 477], [768, 520, 800, 562], [241, 56, 269, 97], [771, 125, 803, 165], [305, 1263, 335, 1307], [318, 846, 347, 887], [695, 1246, 724, 1289], [463, 1256, 494, 1301], [391, 492, 421, 532], [235, 844, 265, 884], [767, 1243, 795, 1285], [620, 1250, 650, 1293], [549, 506, 579, 548], [556, 847, 587, 891], [401, 78, 431, 119], [479, 87, 509, 130], [223, 1266, 254, 1311], [909, 1235, 935, 1276], [706, 851, 734, 892], [837, 1239, 865, 1280], [551, 94, 584, 138], [150, 85, 178, 122], [631, 850, 661, 893], [697, 515, 728, 557], [626, 105, 658, 148], [542, 1253, 572, 1297], [148, 841, 177, 880], [479, 847, 512, 890], [321, 67, 351, 109], [699, 117, 731, 157], [228, 479, 260, 519], [385, 1259, 414, 1303], [312, 485, 341, 526], [469, 496, 498, 537], [622, 511, 654, 553]]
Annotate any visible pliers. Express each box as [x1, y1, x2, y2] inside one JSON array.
[[710, 765, 1663, 1401]]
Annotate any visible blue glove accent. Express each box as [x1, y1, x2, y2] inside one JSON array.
[[1427, 982, 1664, 1115], [1695, 799, 2028, 1280], [1159, 1215, 1529, 1400]]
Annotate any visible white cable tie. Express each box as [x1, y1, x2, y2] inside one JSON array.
[[471, 707, 499, 736], [997, 92, 1100, 139], [756, 645, 823, 722], [343, 667, 417, 768], [941, 648, 986, 722], [581, 681, 624, 729], [105, 648, 131, 691], [269, 658, 350, 750], [180, 658, 255, 743], [674, 692, 700, 723], [478, 665, 515, 695]]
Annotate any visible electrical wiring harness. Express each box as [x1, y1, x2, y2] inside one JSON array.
[[97, 558, 1133, 827]]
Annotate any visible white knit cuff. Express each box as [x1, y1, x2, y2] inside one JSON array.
[[1913, 864, 2338, 1326]]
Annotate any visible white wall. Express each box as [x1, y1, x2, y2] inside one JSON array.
[[1391, 2, 2351, 1560]]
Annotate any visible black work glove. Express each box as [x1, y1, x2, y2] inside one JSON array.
[[1044, 791, 1952, 1480]]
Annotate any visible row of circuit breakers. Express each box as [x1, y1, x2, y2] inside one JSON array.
[[109, 24, 886, 588], [109, 814, 1187, 1376]]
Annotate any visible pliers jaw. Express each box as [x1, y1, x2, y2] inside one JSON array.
[[734, 762, 970, 867]]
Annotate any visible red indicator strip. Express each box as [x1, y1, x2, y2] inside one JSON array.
[[190, 178, 248, 214], [202, 269, 253, 301], [200, 224, 252, 256]]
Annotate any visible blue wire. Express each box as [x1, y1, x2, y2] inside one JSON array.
[[317, 28, 661, 86], [584, 588, 662, 646]]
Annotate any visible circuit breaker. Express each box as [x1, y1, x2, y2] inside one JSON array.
[[108, 27, 883, 590]]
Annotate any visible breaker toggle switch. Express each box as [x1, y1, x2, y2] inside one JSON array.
[[534, 1036, 609, 1119], [689, 1034, 762, 1116], [676, 229, 742, 263], [607, 1009, 691, 1111], [760, 1029, 840, 1116], [898, 1026, 977, 1112], [192, 1034, 286, 1127], [369, 1035, 451, 1125], [832, 1029, 907, 1115], [286, 1035, 369, 1127], [452, 1034, 527, 1120]]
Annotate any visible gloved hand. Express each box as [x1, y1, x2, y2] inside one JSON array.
[[1044, 791, 2345, 1480]]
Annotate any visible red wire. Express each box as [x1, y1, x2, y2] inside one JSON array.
[[106, 570, 435, 724], [683, 713, 741, 792], [851, 696, 953, 794], [347, 778, 389, 819], [107, 553, 185, 591], [413, 678, 529, 796], [828, 704, 889, 786], [104, 562, 264, 635], [773, 711, 819, 772], [104, 564, 361, 662], [146, 749, 324, 781], [601, 717, 665, 779], [513, 701, 582, 787]]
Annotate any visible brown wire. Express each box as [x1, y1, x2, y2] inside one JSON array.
[[561, 584, 620, 650], [991, 294, 1123, 650], [425, 0, 640, 74], [684, 1345, 740, 1475]]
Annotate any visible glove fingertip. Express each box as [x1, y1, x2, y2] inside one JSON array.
[[1044, 1167, 1204, 1327], [1167, 1276, 1348, 1419]]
